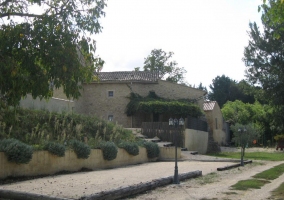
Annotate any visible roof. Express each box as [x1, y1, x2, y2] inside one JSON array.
[[94, 71, 159, 83], [203, 101, 216, 111]]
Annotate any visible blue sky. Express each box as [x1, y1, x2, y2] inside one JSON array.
[[94, 0, 263, 89]]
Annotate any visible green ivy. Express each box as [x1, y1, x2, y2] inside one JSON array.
[[43, 141, 65, 157], [69, 139, 91, 159], [118, 141, 139, 156], [126, 91, 203, 117], [0, 138, 33, 164]]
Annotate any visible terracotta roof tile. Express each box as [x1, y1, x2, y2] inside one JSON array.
[[203, 101, 216, 111], [94, 71, 159, 83]]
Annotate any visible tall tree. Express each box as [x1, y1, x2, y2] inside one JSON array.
[[244, 0, 284, 107], [208, 75, 256, 108], [143, 49, 187, 84], [208, 75, 237, 108], [0, 0, 106, 106], [195, 82, 207, 92]]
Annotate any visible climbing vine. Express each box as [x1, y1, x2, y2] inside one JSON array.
[[125, 91, 203, 117]]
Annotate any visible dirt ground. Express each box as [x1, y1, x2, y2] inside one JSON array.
[[127, 147, 284, 200], [0, 147, 283, 200]]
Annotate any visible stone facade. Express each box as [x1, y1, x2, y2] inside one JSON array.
[[74, 79, 206, 128], [203, 101, 227, 145]]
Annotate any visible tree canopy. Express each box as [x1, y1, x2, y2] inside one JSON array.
[[208, 75, 255, 108], [231, 123, 261, 165], [244, 0, 284, 107], [0, 0, 106, 106], [142, 49, 187, 84]]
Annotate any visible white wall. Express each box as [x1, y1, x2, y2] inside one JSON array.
[[184, 129, 208, 154], [20, 94, 74, 113]]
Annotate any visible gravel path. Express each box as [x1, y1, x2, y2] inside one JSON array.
[[0, 147, 283, 200]]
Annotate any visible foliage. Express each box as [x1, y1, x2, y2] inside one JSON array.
[[143, 49, 187, 84], [244, 0, 284, 107], [142, 141, 160, 159], [231, 123, 261, 166], [118, 141, 139, 156], [208, 75, 255, 108], [231, 123, 261, 148], [0, 107, 135, 146], [222, 100, 265, 125], [69, 139, 91, 159], [195, 82, 207, 92], [0, 138, 33, 164], [126, 91, 203, 117], [0, 0, 106, 107], [207, 151, 284, 161], [43, 141, 65, 157], [274, 134, 284, 141], [98, 141, 118, 161]]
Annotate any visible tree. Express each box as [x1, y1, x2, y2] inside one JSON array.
[[222, 100, 266, 125], [231, 123, 261, 166], [243, 0, 284, 107], [0, 0, 106, 107], [208, 75, 256, 108], [195, 82, 207, 92], [208, 75, 237, 108], [143, 49, 187, 84]]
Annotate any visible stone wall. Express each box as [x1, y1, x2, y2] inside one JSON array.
[[204, 103, 226, 145], [0, 147, 175, 180], [74, 80, 206, 128]]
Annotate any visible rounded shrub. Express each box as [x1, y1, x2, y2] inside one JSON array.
[[43, 141, 65, 157], [118, 142, 139, 156], [143, 141, 160, 159], [99, 141, 118, 161], [0, 138, 33, 164], [69, 139, 91, 159]]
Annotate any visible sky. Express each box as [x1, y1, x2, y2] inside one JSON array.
[[94, 0, 263, 89]]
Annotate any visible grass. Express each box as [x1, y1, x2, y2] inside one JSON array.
[[253, 163, 284, 180], [207, 151, 284, 161], [231, 179, 270, 190], [270, 182, 284, 200], [230, 163, 284, 192]]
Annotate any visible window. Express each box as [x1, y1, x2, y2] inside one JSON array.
[[108, 91, 114, 97], [108, 115, 113, 121]]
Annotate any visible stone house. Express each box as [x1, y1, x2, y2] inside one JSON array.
[[203, 101, 229, 145], [74, 71, 206, 128]]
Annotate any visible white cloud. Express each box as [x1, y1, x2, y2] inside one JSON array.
[[95, 0, 262, 88]]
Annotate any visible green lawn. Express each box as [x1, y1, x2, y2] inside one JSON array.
[[231, 179, 270, 190], [208, 151, 284, 161], [253, 163, 284, 180], [231, 163, 284, 191]]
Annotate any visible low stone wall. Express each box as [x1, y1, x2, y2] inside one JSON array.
[[0, 147, 177, 180], [158, 147, 181, 160]]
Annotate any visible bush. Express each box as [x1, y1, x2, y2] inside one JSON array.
[[0, 138, 33, 164], [43, 141, 65, 157], [69, 140, 91, 159], [143, 141, 160, 159], [118, 142, 139, 156], [99, 141, 118, 161]]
